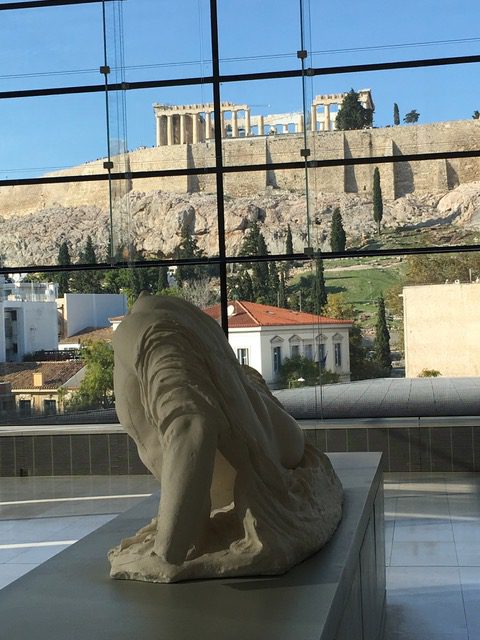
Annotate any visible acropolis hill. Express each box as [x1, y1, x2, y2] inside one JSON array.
[[0, 95, 479, 264]]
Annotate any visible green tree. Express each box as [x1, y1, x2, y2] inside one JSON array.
[[251, 232, 270, 302], [335, 89, 373, 130], [285, 223, 294, 274], [393, 103, 400, 125], [405, 253, 480, 285], [472, 110, 480, 120], [234, 221, 270, 302], [330, 208, 346, 252], [324, 293, 386, 381], [279, 356, 340, 388], [311, 257, 328, 314], [228, 270, 254, 301], [175, 226, 204, 287], [403, 109, 420, 124], [72, 236, 102, 293], [374, 296, 391, 373], [66, 340, 114, 410], [278, 269, 287, 308], [157, 266, 169, 292], [373, 167, 383, 235], [285, 224, 293, 256], [56, 241, 71, 297], [267, 261, 280, 305]]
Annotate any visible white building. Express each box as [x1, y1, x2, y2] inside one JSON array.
[[58, 293, 128, 342], [204, 300, 352, 385], [0, 278, 58, 362]]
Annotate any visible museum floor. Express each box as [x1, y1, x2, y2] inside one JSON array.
[[0, 473, 479, 639]]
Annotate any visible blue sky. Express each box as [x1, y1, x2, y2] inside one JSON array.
[[0, 0, 479, 177]]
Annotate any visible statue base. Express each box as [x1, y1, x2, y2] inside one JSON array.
[[0, 453, 385, 640]]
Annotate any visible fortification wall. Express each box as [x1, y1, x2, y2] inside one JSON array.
[[0, 120, 478, 219]]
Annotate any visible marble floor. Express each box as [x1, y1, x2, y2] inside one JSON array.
[[0, 473, 479, 640], [384, 472, 480, 640], [0, 475, 159, 590]]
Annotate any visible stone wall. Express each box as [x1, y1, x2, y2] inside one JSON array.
[[0, 119, 479, 219]]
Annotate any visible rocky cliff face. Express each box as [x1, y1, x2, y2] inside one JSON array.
[[1, 182, 480, 267]]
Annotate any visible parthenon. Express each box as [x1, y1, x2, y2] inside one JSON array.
[[153, 90, 374, 147]]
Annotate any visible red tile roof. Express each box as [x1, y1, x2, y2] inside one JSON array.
[[0, 362, 84, 390], [204, 300, 353, 328]]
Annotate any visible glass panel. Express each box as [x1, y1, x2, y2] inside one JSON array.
[[0, 264, 220, 426], [220, 77, 306, 166], [122, 0, 212, 82], [0, 93, 107, 179], [303, 65, 480, 253], [309, 0, 480, 68], [218, 0, 302, 75], [0, 3, 104, 91]]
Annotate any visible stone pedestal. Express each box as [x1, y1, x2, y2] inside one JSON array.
[[0, 452, 385, 640]]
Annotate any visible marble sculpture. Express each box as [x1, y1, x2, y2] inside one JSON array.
[[108, 293, 343, 583]]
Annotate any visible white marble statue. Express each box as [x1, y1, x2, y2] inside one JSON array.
[[108, 293, 343, 583]]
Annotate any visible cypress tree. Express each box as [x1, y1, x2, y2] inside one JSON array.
[[157, 266, 169, 292], [373, 167, 383, 235], [311, 257, 328, 315], [393, 103, 400, 126], [330, 208, 346, 252], [374, 296, 391, 372], [57, 241, 71, 297], [267, 261, 280, 305], [278, 270, 286, 308], [286, 224, 293, 255], [285, 224, 294, 272]]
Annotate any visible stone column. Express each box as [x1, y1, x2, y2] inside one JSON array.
[[220, 111, 225, 138], [205, 112, 212, 139], [192, 113, 199, 144], [155, 115, 161, 146], [311, 105, 317, 131], [283, 124, 289, 134], [257, 115, 264, 136], [180, 114, 186, 145], [324, 104, 331, 131], [167, 115, 174, 146], [245, 109, 251, 136], [297, 114, 304, 133], [231, 110, 238, 137]]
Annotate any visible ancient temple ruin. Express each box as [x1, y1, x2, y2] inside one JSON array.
[[153, 91, 374, 146]]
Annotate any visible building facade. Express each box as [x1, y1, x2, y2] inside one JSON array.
[[403, 282, 480, 377], [204, 300, 352, 385], [0, 278, 58, 363]]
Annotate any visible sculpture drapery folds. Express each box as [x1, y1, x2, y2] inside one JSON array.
[[109, 293, 343, 582]]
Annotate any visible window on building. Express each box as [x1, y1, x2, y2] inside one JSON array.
[[236, 348, 249, 365], [18, 400, 31, 416], [318, 343, 326, 367], [334, 343, 342, 368], [273, 346, 282, 374], [291, 344, 300, 358], [43, 399, 57, 416]]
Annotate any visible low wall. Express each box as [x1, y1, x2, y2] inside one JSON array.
[[302, 418, 480, 473], [1, 418, 478, 476]]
